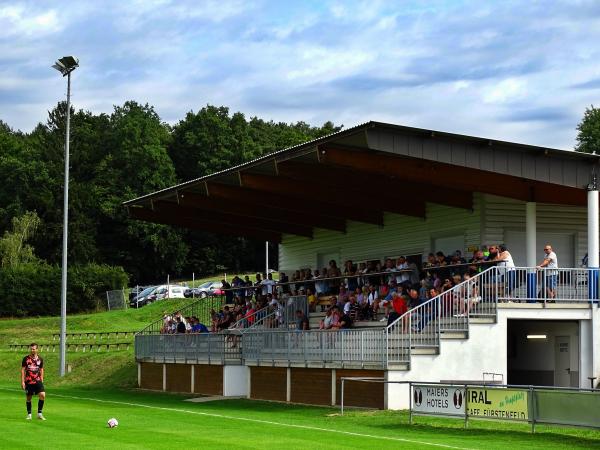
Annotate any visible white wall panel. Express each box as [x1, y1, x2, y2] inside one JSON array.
[[279, 195, 482, 271], [481, 194, 587, 268]]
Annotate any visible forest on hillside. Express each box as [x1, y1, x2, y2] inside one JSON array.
[[0, 102, 341, 284]]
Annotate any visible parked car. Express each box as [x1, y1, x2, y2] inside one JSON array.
[[129, 285, 158, 308], [152, 284, 188, 301], [129, 285, 150, 302], [184, 281, 223, 298]]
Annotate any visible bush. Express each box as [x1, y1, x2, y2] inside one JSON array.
[[0, 263, 129, 317]]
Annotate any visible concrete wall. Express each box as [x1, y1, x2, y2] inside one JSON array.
[[387, 306, 593, 410]]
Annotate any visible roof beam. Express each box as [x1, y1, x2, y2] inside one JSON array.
[[319, 146, 586, 206], [206, 181, 383, 226], [278, 160, 473, 210], [153, 200, 313, 238], [240, 172, 426, 218], [128, 206, 282, 243], [178, 191, 346, 232]]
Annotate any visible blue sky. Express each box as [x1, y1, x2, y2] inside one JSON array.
[[1, 0, 600, 149]]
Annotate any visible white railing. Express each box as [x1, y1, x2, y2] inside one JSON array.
[[242, 328, 386, 368], [386, 267, 497, 366]]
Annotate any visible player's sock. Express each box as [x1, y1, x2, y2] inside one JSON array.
[[37, 400, 44, 413], [26, 401, 32, 414]]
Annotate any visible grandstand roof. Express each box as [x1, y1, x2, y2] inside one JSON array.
[[124, 121, 599, 242]]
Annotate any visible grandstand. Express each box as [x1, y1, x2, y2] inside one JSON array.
[[127, 121, 600, 409]]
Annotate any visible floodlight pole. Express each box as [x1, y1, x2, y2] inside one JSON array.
[[58, 70, 72, 377]]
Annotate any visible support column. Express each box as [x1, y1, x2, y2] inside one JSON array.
[[526, 202, 537, 301], [587, 185, 599, 302]]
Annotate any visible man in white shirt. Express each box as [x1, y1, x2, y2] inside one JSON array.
[[395, 256, 410, 284], [537, 244, 558, 300], [261, 273, 276, 295]]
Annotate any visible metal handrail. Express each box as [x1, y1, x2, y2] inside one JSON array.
[[136, 294, 225, 335], [385, 267, 496, 365]]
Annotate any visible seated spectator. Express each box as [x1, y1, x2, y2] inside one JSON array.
[[386, 304, 400, 327], [391, 292, 409, 316], [331, 306, 352, 329], [295, 309, 310, 331], [191, 317, 209, 333], [176, 316, 186, 334], [367, 285, 380, 319], [469, 250, 486, 275], [306, 288, 317, 312], [319, 308, 334, 330], [315, 268, 328, 297]]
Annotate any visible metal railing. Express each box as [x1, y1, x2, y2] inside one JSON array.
[[135, 266, 599, 367], [242, 328, 386, 368], [496, 267, 596, 304], [135, 332, 242, 364], [137, 294, 225, 335], [386, 267, 497, 366]]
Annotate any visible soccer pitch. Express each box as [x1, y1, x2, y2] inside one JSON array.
[[0, 386, 599, 449]]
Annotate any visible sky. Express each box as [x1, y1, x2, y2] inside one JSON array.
[[1, 0, 600, 149]]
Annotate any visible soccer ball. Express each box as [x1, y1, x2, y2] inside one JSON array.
[[107, 418, 119, 428]]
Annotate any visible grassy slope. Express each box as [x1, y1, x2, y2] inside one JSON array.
[[0, 387, 599, 449], [0, 299, 190, 389]]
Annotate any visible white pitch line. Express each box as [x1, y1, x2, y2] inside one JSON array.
[[0, 388, 474, 450]]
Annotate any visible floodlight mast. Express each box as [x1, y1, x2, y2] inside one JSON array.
[[52, 56, 78, 377]]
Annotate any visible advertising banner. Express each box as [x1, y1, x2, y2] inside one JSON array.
[[466, 388, 529, 420], [412, 384, 466, 416]]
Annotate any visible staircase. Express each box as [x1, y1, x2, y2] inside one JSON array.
[[385, 267, 497, 370]]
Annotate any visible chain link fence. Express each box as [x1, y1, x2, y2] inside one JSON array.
[[106, 288, 127, 310]]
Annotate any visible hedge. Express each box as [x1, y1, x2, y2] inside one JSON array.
[[0, 263, 129, 317]]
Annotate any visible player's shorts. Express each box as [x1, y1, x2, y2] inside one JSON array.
[[25, 382, 44, 395]]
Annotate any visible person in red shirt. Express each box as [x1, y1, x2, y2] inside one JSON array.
[[21, 343, 46, 420], [391, 292, 408, 316]]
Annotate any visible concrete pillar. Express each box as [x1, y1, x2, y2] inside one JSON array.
[[587, 188, 599, 301], [526, 202, 537, 300]]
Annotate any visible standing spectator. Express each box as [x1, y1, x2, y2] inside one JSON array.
[[537, 244, 559, 300], [344, 260, 358, 292], [261, 272, 276, 295], [295, 310, 310, 330], [496, 244, 516, 297], [222, 279, 233, 304], [327, 260, 342, 294], [279, 272, 289, 294], [395, 256, 410, 284]]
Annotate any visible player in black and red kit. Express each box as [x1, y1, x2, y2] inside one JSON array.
[[21, 343, 46, 420]]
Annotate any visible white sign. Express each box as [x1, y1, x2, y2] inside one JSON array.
[[412, 384, 466, 416]]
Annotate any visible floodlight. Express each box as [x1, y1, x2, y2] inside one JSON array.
[[52, 56, 79, 76]]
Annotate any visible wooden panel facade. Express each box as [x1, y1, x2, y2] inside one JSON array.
[[140, 362, 163, 391], [336, 369, 385, 409], [250, 367, 287, 402], [194, 364, 223, 395], [166, 364, 191, 393], [290, 368, 331, 406]]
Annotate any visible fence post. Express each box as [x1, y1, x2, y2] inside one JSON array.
[[464, 384, 468, 429], [529, 386, 536, 434], [341, 378, 345, 416], [106, 291, 110, 311], [409, 382, 413, 424]]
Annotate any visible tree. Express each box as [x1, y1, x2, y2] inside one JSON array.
[[575, 105, 600, 154], [0, 211, 41, 267]]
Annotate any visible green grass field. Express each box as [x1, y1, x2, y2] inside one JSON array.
[[1, 302, 600, 448], [1, 385, 599, 449]]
